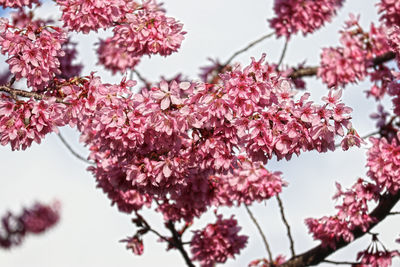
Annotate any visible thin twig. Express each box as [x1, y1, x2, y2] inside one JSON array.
[[57, 133, 93, 164], [388, 211, 400, 215], [276, 195, 295, 257], [244, 204, 273, 263], [323, 259, 360, 265], [223, 32, 274, 67], [277, 39, 289, 69], [289, 51, 396, 79], [166, 221, 195, 267], [135, 213, 172, 245], [133, 69, 151, 87]]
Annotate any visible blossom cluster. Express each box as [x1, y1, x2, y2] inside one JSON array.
[[367, 133, 400, 194], [355, 235, 400, 267], [378, 0, 400, 27], [318, 17, 391, 92], [269, 0, 344, 38], [61, 55, 356, 224], [190, 214, 248, 267], [97, 6, 185, 73], [0, 202, 59, 249], [56, 0, 132, 33], [306, 132, 400, 252], [0, 96, 66, 151], [0, 18, 67, 90], [97, 37, 141, 74], [387, 26, 400, 65], [306, 179, 379, 249], [0, 0, 40, 9], [213, 159, 286, 206]]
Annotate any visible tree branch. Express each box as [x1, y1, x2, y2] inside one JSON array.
[[166, 221, 195, 267], [276, 195, 295, 257], [0, 85, 65, 103], [134, 212, 173, 245], [245, 204, 273, 263], [279, 190, 400, 267], [223, 32, 274, 68], [57, 133, 93, 164], [323, 259, 360, 265], [289, 51, 396, 79]]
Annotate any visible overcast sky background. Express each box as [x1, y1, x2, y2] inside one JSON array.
[[0, 1, 399, 266]]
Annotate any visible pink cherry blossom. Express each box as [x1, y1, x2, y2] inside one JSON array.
[[121, 236, 144, 255]]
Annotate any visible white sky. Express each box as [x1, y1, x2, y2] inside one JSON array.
[[0, 0, 399, 266]]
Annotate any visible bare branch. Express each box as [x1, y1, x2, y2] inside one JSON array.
[[223, 32, 274, 67], [244, 204, 273, 263], [388, 211, 400, 216], [57, 133, 93, 164], [277, 39, 289, 69], [276, 195, 295, 257], [289, 51, 396, 79], [279, 190, 400, 267], [166, 221, 195, 267], [323, 259, 360, 265]]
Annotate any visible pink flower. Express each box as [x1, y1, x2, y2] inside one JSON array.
[[306, 179, 379, 248], [121, 236, 144, 255], [341, 128, 365, 151]]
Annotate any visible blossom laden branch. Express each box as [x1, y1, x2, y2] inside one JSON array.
[[289, 51, 396, 79], [279, 190, 400, 267]]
